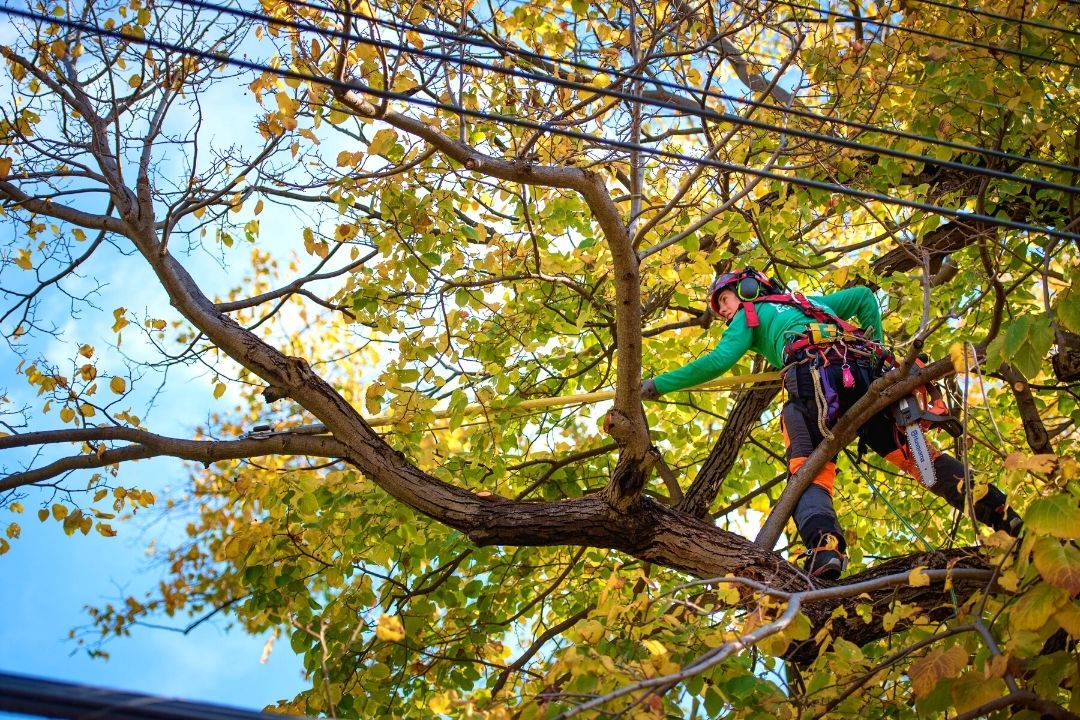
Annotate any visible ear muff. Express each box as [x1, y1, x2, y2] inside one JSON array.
[[736, 276, 762, 300]]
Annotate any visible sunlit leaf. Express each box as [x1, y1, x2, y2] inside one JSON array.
[[908, 645, 967, 698]]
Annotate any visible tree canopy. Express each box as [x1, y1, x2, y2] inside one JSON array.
[[1, 0, 1078, 717]]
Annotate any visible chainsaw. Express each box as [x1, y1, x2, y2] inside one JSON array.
[[893, 374, 962, 488]]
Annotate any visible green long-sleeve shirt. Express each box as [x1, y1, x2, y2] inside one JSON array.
[[652, 287, 883, 395]]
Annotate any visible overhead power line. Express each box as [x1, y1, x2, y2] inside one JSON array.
[[782, 0, 1080, 71], [172, 0, 1080, 199], [276, 0, 1080, 178], [2, 5, 1078, 243], [907, 0, 1080, 38]]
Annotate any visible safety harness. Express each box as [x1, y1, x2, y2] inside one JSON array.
[[714, 268, 958, 487]]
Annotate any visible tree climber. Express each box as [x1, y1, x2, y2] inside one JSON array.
[[641, 268, 1022, 581]]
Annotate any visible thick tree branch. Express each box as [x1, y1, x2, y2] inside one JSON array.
[[677, 386, 780, 517], [333, 77, 652, 505], [0, 180, 128, 234], [1, 431, 350, 492]]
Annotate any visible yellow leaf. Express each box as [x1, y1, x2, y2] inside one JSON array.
[[37, 509, 49, 522], [79, 403, 95, 417], [254, 199, 264, 216], [10, 502, 23, 514], [6, 522, 20, 539], [15, 249, 32, 270], [112, 306, 128, 333], [275, 91, 299, 116], [213, 382, 226, 399], [80, 364, 97, 381], [368, 128, 397, 157], [95, 523, 117, 538], [1032, 537, 1080, 596], [427, 693, 452, 714], [375, 614, 405, 642], [643, 639, 667, 656], [51, 503, 68, 520], [60, 406, 75, 423], [193, 206, 205, 219], [0, 538, 8, 555], [949, 342, 976, 372], [908, 566, 930, 587], [908, 645, 967, 698], [72, 228, 86, 242], [1010, 582, 1069, 632], [1025, 495, 1080, 539], [997, 569, 1020, 592], [951, 672, 1005, 715], [128, 74, 141, 89], [985, 653, 1010, 680], [1004, 452, 1057, 474], [1056, 602, 1080, 638], [578, 619, 604, 644], [0, 156, 11, 180], [79, 344, 95, 358], [109, 376, 126, 394]]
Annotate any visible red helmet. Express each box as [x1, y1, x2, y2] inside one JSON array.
[[708, 268, 777, 315]]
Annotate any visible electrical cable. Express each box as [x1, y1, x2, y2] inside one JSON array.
[[782, 0, 1080, 71], [170, 0, 1080, 199], [907, 0, 1080, 38], [271, 0, 1080, 178], [3, 5, 1079, 242]]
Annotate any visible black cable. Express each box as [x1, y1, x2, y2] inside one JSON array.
[[171, 0, 1080, 198], [3, 5, 1079, 243], [278, 0, 1080, 178], [782, 0, 1080, 71], [908, 0, 1080, 38]]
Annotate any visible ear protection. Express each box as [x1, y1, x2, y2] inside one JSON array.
[[734, 276, 764, 300], [709, 268, 780, 316]]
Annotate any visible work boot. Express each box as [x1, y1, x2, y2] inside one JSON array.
[[804, 533, 846, 581]]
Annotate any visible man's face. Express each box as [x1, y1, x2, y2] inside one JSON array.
[[714, 288, 741, 322]]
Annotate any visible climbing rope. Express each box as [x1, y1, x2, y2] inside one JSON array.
[[843, 449, 935, 553], [244, 371, 782, 437], [809, 366, 836, 442]]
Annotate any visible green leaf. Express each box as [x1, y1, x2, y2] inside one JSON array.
[[296, 493, 319, 516], [1056, 283, 1080, 334], [1025, 494, 1080, 539], [951, 672, 1006, 715], [1009, 582, 1069, 632], [704, 687, 724, 717], [1032, 536, 1080, 595], [1002, 315, 1053, 379]]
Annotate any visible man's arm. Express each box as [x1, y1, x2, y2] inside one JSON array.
[[650, 314, 754, 396]]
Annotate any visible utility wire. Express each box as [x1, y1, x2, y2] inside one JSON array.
[[783, 0, 1080, 70], [907, 0, 1080, 38], [275, 0, 1080, 178], [3, 5, 1079, 243], [172, 0, 1080, 198]]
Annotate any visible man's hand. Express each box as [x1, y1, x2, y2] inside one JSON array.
[[641, 378, 660, 401]]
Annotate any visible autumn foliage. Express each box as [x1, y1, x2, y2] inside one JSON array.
[[1, 0, 1078, 718]]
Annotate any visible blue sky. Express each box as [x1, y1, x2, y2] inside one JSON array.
[[0, 17, 314, 706], [0, 489, 307, 708], [0, 244, 310, 708]]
